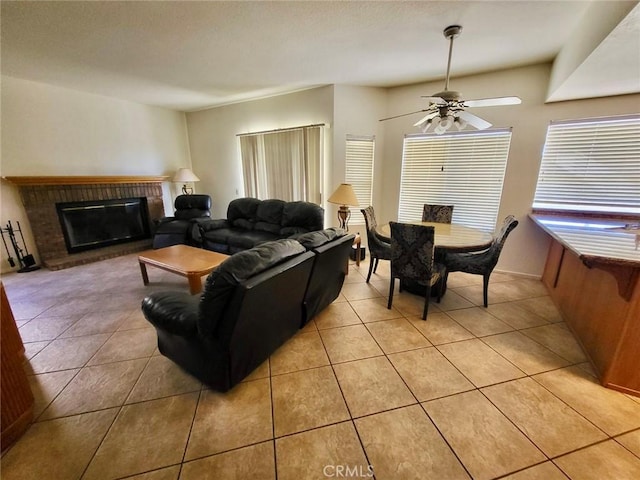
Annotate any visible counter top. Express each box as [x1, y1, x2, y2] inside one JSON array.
[[530, 214, 640, 268]]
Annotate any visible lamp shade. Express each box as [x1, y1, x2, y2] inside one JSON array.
[[172, 168, 200, 183], [327, 183, 359, 206]]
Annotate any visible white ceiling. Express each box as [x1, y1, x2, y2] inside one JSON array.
[[1, 1, 638, 112]]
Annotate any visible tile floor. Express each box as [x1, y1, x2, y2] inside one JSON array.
[[2, 253, 640, 479]]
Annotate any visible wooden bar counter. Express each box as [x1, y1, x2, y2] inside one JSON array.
[[531, 214, 640, 397], [1, 282, 34, 451]]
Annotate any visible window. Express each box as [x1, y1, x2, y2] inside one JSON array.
[[345, 135, 375, 209], [533, 115, 640, 215], [239, 124, 323, 203], [399, 129, 512, 231]]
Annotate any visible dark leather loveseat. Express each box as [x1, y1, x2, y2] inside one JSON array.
[[141, 229, 354, 391], [193, 197, 324, 254]]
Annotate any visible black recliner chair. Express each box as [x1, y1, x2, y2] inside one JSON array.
[[152, 194, 212, 248]]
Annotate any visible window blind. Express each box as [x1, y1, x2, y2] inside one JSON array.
[[345, 135, 375, 209], [533, 115, 640, 214], [399, 129, 512, 232]]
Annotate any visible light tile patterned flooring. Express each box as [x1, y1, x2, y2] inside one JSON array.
[[2, 253, 640, 479]]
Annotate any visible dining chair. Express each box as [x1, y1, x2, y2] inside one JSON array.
[[443, 215, 519, 307], [388, 222, 445, 320], [422, 204, 454, 223], [361, 206, 391, 283]]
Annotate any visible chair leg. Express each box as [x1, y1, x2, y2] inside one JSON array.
[[388, 278, 395, 310], [366, 257, 375, 283], [422, 284, 432, 320], [483, 274, 490, 307], [436, 278, 443, 304], [373, 258, 380, 273]]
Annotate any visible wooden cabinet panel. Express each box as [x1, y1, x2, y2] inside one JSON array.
[[1, 283, 34, 452], [543, 240, 640, 396]]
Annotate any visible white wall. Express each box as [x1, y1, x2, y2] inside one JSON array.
[[0, 76, 192, 272], [185, 86, 334, 219], [381, 63, 640, 276], [331, 85, 388, 233]]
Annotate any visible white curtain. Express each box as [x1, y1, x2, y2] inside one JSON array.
[[240, 125, 322, 203]]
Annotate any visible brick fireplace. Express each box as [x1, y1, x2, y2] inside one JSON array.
[[6, 176, 167, 270]]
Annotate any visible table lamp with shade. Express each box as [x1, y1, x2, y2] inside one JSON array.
[[172, 168, 200, 195], [327, 183, 359, 231]]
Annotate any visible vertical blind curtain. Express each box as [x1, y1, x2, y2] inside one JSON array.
[[532, 115, 640, 214], [345, 135, 375, 209], [240, 125, 322, 203], [399, 129, 512, 232]]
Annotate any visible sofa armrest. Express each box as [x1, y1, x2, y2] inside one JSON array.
[[154, 216, 176, 227], [195, 218, 229, 232], [191, 218, 229, 244], [141, 292, 200, 336]]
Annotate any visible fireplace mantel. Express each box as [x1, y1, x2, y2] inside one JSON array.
[[4, 175, 169, 186]]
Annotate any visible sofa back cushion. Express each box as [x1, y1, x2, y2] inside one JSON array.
[[294, 227, 346, 250], [198, 239, 306, 337], [255, 199, 285, 233], [280, 201, 324, 236], [227, 198, 261, 229], [174, 194, 212, 220]]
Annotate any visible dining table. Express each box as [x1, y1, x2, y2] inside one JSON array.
[[377, 221, 494, 253], [376, 221, 494, 296]]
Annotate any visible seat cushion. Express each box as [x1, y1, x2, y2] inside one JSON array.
[[227, 230, 280, 250]]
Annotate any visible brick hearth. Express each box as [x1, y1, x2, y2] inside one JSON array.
[[9, 177, 167, 270]]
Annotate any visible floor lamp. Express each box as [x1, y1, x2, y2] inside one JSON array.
[[328, 183, 359, 231]]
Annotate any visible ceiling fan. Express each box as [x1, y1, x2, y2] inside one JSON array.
[[380, 25, 521, 134]]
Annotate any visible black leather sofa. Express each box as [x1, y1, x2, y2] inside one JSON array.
[[193, 197, 324, 254], [141, 230, 353, 391]]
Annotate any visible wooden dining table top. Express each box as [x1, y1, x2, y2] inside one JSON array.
[[377, 221, 494, 253]]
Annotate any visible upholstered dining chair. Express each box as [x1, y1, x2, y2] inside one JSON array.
[[388, 222, 445, 320], [443, 215, 519, 307], [422, 204, 454, 223], [361, 206, 391, 283]]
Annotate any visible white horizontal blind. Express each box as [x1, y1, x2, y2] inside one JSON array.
[[399, 129, 512, 231], [533, 115, 640, 214], [345, 135, 375, 209]]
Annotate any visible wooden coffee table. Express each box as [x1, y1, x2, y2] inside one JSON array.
[[138, 244, 229, 294]]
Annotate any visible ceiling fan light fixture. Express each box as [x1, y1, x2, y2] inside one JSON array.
[[440, 115, 454, 130], [454, 116, 467, 131]]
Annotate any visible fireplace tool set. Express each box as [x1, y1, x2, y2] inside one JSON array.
[[1, 221, 40, 272]]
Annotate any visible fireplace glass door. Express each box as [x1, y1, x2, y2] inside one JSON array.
[[56, 197, 150, 253]]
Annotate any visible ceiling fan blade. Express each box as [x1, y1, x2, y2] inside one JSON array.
[[379, 109, 432, 122], [421, 96, 447, 105], [413, 111, 439, 127], [463, 96, 522, 108], [458, 110, 492, 130]]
